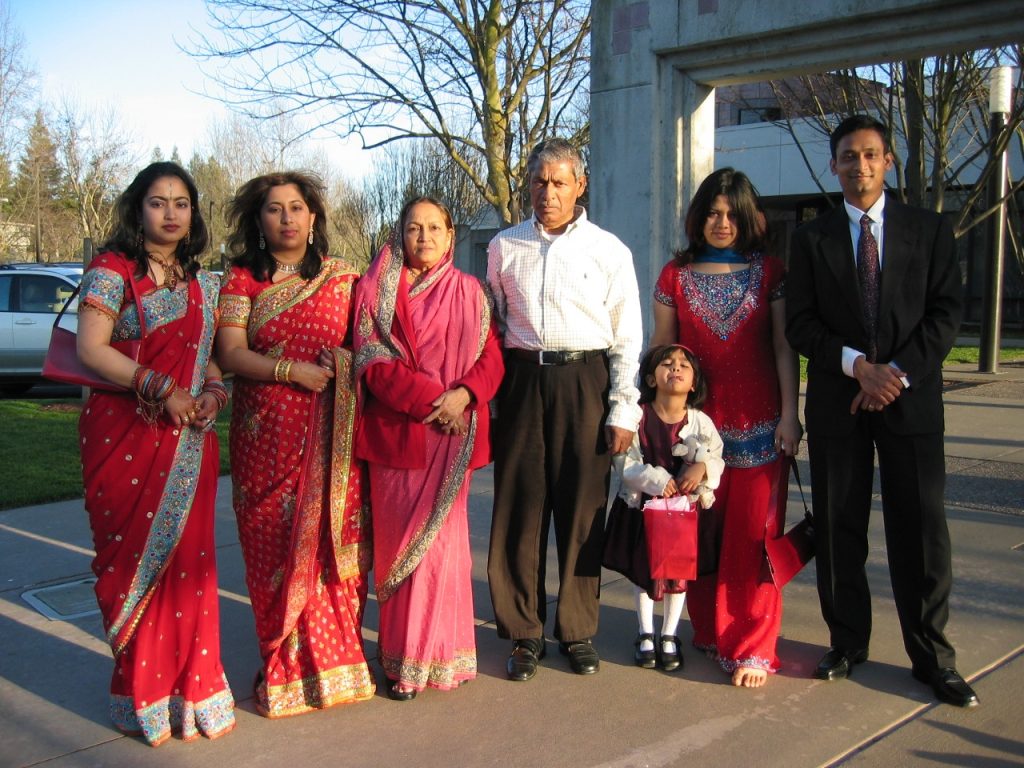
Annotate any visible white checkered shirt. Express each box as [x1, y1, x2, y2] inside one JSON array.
[[487, 209, 643, 431]]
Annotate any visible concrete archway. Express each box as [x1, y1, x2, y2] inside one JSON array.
[[591, 0, 1024, 330]]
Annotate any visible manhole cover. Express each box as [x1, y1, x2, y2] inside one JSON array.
[[22, 577, 100, 621]]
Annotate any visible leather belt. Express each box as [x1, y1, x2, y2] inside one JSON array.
[[510, 348, 606, 366]]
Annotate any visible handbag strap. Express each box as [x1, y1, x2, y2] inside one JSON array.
[[52, 254, 148, 341], [789, 456, 812, 521]]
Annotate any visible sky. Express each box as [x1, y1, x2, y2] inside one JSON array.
[[13, 0, 372, 177]]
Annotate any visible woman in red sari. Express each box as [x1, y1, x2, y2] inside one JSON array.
[[217, 172, 374, 717], [76, 162, 235, 746], [651, 168, 802, 688], [354, 197, 503, 701]]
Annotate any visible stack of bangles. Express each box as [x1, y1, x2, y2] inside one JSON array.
[[273, 358, 294, 384], [202, 378, 229, 411], [132, 366, 176, 424]]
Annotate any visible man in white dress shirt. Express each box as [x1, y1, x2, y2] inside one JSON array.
[[486, 138, 643, 680]]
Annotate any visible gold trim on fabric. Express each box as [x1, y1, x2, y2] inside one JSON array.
[[379, 647, 477, 689], [376, 413, 477, 603], [247, 260, 357, 341], [329, 349, 371, 578], [258, 662, 375, 718]]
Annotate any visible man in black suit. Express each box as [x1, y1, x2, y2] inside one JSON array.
[[786, 115, 977, 707]]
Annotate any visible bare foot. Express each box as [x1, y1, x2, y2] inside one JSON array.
[[732, 666, 768, 688]]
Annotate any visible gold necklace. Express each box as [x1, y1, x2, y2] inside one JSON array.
[[147, 252, 180, 290], [273, 257, 301, 274]]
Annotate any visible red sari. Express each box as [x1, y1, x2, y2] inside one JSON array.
[[79, 252, 235, 746], [219, 259, 374, 717], [655, 254, 789, 675], [354, 242, 503, 692]]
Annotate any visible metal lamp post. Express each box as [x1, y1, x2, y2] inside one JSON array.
[[978, 66, 1012, 373]]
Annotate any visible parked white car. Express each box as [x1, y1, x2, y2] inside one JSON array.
[[0, 264, 83, 394]]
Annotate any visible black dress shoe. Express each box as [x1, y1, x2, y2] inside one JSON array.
[[386, 680, 417, 701], [912, 667, 979, 707], [657, 634, 684, 672], [813, 648, 868, 680], [634, 633, 657, 669], [559, 639, 600, 675], [506, 637, 546, 681]]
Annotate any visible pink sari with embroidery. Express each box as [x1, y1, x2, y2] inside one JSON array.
[[354, 243, 496, 691], [79, 252, 235, 746], [219, 259, 374, 717]]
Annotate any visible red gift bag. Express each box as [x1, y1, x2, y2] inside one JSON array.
[[642, 496, 698, 581]]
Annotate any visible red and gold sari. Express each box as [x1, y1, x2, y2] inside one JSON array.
[[219, 259, 374, 717], [79, 252, 235, 747]]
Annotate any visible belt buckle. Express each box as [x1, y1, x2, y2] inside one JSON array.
[[538, 350, 550, 365]]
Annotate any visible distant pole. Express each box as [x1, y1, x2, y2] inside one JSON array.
[[979, 66, 1012, 374]]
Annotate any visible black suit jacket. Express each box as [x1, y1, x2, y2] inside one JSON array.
[[786, 197, 962, 437]]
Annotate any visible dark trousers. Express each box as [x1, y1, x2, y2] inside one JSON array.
[[487, 353, 611, 643], [808, 413, 956, 673]]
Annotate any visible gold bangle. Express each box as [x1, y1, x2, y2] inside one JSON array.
[[282, 359, 293, 383], [273, 358, 286, 383]]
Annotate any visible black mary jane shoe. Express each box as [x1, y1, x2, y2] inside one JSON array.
[[657, 634, 684, 672], [387, 680, 418, 702], [634, 633, 657, 669]]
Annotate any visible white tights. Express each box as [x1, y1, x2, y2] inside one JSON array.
[[635, 586, 686, 653]]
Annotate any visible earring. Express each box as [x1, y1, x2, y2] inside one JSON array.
[[185, 229, 191, 246], [258, 232, 265, 250], [135, 224, 144, 249], [308, 226, 314, 246]]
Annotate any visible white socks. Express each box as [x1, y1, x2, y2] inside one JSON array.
[[634, 586, 687, 653]]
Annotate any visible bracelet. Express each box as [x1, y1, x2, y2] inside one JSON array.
[[202, 379, 229, 410], [133, 366, 176, 424], [273, 358, 293, 384]]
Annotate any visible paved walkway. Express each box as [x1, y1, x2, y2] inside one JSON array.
[[1, 364, 1022, 768]]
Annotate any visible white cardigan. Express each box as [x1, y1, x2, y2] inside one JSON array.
[[614, 407, 725, 510]]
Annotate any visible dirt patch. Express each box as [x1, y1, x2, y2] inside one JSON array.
[[40, 403, 83, 413]]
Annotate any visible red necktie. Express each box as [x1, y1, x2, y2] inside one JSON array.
[[858, 214, 880, 362]]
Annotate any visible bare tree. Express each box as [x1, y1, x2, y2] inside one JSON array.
[[766, 48, 1024, 245], [53, 99, 140, 246], [192, 0, 591, 225], [0, 2, 36, 169]]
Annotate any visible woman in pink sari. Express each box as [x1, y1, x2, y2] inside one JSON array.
[[217, 172, 374, 717], [354, 196, 504, 701], [76, 162, 235, 746]]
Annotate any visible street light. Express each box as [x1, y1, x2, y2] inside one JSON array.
[[978, 66, 1012, 374]]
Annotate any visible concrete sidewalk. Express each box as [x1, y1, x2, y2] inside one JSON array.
[[1, 365, 1022, 768]]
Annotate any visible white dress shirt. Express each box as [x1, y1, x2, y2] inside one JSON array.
[[487, 207, 643, 430], [839, 196, 910, 386]]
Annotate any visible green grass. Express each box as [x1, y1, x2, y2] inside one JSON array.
[[0, 397, 231, 511], [797, 346, 1024, 381]]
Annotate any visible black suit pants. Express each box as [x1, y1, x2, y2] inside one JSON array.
[[486, 353, 611, 643], [808, 412, 956, 673]]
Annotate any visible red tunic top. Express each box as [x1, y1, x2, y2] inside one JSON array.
[[654, 254, 785, 468]]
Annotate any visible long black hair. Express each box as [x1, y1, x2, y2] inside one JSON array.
[[674, 167, 768, 266], [102, 161, 208, 280]]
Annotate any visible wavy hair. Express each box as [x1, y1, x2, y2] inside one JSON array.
[[102, 161, 208, 280], [225, 171, 330, 282]]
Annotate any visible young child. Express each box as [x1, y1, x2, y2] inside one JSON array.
[[603, 344, 724, 671]]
